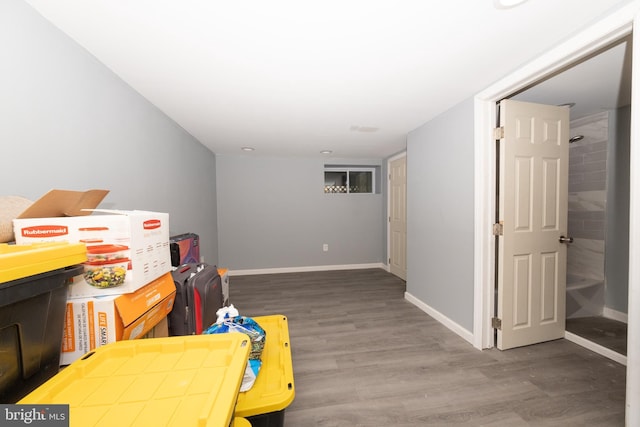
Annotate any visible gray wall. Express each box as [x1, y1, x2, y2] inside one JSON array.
[[216, 155, 385, 270], [406, 98, 475, 332], [606, 105, 631, 313], [1, 0, 219, 263]]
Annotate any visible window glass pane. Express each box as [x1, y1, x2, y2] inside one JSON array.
[[349, 171, 372, 193], [324, 171, 347, 193]]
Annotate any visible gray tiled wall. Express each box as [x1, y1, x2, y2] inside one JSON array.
[[567, 112, 608, 241], [566, 112, 608, 318]]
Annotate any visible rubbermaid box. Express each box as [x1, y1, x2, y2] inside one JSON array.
[[0, 242, 86, 403], [235, 315, 295, 427], [19, 333, 251, 427]]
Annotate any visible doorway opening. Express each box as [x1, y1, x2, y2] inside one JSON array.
[[473, 6, 640, 422], [505, 36, 632, 363]]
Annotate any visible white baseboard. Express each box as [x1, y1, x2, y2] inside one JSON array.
[[228, 262, 387, 276], [603, 307, 628, 324], [404, 292, 475, 346], [564, 331, 627, 366]]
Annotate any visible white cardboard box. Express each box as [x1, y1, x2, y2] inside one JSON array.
[[14, 210, 171, 298]]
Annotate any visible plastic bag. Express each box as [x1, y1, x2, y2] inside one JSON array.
[[204, 305, 266, 391]]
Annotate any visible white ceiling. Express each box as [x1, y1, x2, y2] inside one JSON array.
[[24, 0, 635, 158], [513, 35, 632, 120]]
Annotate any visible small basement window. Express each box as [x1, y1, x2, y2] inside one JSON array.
[[324, 167, 375, 194]]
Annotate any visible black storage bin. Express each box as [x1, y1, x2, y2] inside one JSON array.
[[247, 410, 286, 427], [0, 264, 82, 403]]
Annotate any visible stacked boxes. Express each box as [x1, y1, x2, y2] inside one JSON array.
[[11, 189, 175, 365], [60, 272, 176, 365]]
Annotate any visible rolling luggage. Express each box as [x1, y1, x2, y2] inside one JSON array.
[[168, 263, 223, 335], [169, 233, 200, 267]]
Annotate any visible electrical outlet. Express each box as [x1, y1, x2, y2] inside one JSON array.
[[323, 244, 329, 252]]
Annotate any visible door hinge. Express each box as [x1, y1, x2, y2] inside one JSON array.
[[492, 317, 502, 330], [494, 127, 504, 140], [492, 222, 503, 236]]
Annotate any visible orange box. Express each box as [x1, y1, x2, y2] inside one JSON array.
[[60, 272, 176, 365]]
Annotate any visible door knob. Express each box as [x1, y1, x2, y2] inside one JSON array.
[[559, 235, 574, 244]]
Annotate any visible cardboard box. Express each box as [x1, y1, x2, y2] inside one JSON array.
[[13, 189, 171, 298], [143, 316, 169, 339], [60, 272, 176, 365], [16, 189, 110, 219]]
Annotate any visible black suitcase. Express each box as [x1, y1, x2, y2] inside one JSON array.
[[168, 263, 223, 335]]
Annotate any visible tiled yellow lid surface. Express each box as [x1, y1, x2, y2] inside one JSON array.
[[0, 242, 87, 283], [235, 315, 295, 417], [20, 334, 250, 427]]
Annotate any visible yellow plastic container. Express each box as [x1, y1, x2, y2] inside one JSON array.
[[234, 315, 295, 426], [0, 242, 87, 283], [19, 334, 251, 427], [233, 418, 252, 427]]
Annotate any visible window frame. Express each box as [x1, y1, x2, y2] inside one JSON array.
[[324, 166, 376, 194]]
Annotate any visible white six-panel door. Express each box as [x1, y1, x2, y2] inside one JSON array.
[[497, 99, 570, 350], [390, 155, 407, 280]]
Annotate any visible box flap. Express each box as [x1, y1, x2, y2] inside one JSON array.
[[18, 189, 109, 218], [114, 273, 176, 326]]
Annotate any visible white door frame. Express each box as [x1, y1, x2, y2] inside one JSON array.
[[472, 2, 640, 423], [387, 151, 407, 274]]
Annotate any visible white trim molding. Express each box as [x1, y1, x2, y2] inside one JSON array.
[[604, 307, 629, 324], [565, 331, 627, 366], [228, 262, 387, 276], [405, 292, 475, 346]]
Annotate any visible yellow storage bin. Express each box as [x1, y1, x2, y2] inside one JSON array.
[[233, 418, 252, 427], [235, 315, 295, 427], [0, 242, 86, 283], [20, 334, 251, 427]]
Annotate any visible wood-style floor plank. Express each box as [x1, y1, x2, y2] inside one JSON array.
[[229, 269, 626, 426]]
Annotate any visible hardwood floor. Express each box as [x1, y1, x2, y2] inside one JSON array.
[[230, 269, 626, 426]]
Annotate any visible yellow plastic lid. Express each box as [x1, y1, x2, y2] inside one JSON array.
[[235, 315, 295, 417], [19, 334, 251, 427], [0, 242, 87, 283]]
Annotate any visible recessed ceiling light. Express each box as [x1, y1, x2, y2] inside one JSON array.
[[320, 150, 333, 154], [241, 147, 255, 152], [493, 0, 529, 9]]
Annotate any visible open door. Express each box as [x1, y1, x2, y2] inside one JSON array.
[[496, 99, 570, 350]]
